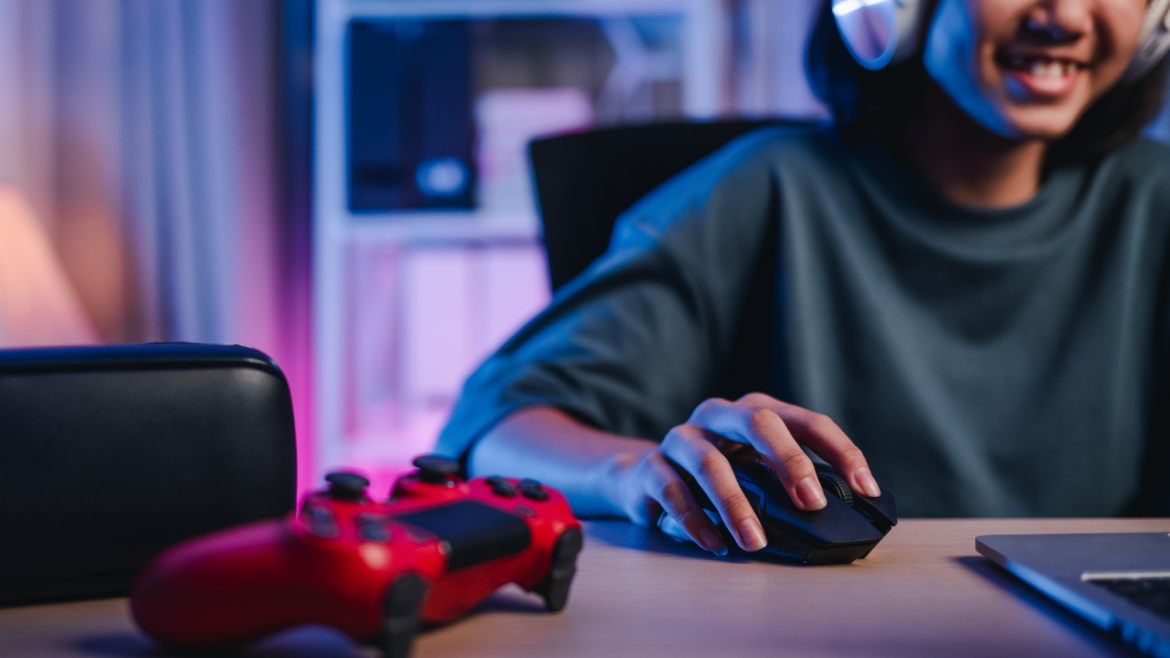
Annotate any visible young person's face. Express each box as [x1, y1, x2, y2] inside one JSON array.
[[924, 0, 1148, 139]]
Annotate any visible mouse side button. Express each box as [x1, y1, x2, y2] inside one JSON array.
[[852, 489, 897, 533]]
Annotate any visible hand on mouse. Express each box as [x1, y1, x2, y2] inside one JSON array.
[[612, 392, 881, 556]]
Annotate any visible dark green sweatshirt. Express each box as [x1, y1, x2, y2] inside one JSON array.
[[437, 125, 1170, 517]]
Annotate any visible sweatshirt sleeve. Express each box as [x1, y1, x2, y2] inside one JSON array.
[[435, 128, 788, 461]]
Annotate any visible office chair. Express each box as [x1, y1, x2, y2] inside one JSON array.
[[529, 119, 793, 292], [527, 119, 811, 400]]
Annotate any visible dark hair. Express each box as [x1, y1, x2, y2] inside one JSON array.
[[805, 0, 1170, 163]]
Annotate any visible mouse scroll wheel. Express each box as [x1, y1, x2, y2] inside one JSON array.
[[816, 472, 854, 507]]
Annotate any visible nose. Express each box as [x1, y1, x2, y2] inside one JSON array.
[[1024, 0, 1091, 44]]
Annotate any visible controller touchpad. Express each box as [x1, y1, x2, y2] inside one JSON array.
[[394, 501, 532, 570]]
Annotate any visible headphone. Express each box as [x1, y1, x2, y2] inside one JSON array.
[[832, 0, 1170, 81]]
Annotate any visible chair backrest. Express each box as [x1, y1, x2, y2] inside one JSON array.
[[529, 120, 787, 291], [528, 119, 816, 401]]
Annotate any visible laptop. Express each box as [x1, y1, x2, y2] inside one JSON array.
[[977, 533, 1170, 657]]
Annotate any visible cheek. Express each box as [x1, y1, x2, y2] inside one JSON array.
[[924, 0, 1018, 136], [927, 0, 984, 84], [1090, 2, 1147, 95]]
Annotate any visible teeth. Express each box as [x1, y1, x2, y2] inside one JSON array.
[[1000, 52, 1082, 78], [1028, 60, 1068, 78]]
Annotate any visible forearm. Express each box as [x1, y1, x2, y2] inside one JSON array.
[[467, 406, 657, 518]]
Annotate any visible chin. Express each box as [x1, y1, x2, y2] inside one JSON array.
[[997, 109, 1083, 142], [990, 76, 1103, 142]]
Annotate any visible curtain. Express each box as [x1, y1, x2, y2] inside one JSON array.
[[0, 0, 281, 350], [0, 0, 315, 492]]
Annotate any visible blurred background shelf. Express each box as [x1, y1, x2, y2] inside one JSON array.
[[313, 0, 730, 490]]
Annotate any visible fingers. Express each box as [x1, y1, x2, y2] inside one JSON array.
[[638, 450, 729, 556], [736, 393, 881, 499], [688, 395, 880, 512], [689, 398, 825, 511], [630, 393, 878, 556], [660, 425, 768, 552]]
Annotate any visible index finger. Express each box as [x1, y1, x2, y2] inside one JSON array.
[[735, 393, 881, 498], [687, 397, 827, 512]]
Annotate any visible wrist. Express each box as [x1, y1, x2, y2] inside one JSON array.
[[595, 445, 655, 519]]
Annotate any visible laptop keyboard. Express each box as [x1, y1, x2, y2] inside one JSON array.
[[1089, 577, 1170, 620]]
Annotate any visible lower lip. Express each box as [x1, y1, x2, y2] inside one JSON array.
[[1003, 66, 1083, 98]]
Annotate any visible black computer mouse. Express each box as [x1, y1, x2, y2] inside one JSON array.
[[659, 445, 897, 564]]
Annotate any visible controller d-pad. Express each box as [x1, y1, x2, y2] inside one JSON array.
[[303, 505, 338, 538], [518, 479, 548, 501], [357, 514, 391, 543]]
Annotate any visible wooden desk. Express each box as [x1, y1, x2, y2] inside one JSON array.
[[3, 518, 1168, 657]]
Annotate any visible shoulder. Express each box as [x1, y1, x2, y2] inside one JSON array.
[[1076, 139, 1170, 230], [600, 124, 851, 274], [617, 123, 852, 229], [1094, 138, 1170, 189]]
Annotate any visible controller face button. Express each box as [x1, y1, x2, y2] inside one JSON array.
[[303, 505, 339, 538], [357, 514, 392, 543], [491, 481, 517, 497], [325, 472, 370, 500], [519, 479, 548, 501]]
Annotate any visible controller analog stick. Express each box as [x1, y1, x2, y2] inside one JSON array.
[[325, 472, 370, 500], [412, 455, 460, 485]]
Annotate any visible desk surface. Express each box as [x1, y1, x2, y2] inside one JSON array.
[[3, 518, 1169, 658]]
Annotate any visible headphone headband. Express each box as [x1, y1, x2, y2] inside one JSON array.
[[1126, 0, 1170, 81], [833, 0, 1170, 81]]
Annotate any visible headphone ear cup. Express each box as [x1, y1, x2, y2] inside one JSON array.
[[1124, 0, 1170, 82], [833, 0, 928, 70], [889, 0, 930, 66]]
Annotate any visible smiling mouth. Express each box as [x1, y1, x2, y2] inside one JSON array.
[[996, 53, 1086, 78]]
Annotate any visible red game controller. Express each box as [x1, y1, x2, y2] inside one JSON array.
[[130, 456, 583, 658]]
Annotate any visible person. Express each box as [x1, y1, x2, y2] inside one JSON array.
[[437, 0, 1170, 557]]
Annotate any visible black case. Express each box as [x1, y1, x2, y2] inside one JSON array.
[[0, 343, 297, 604]]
